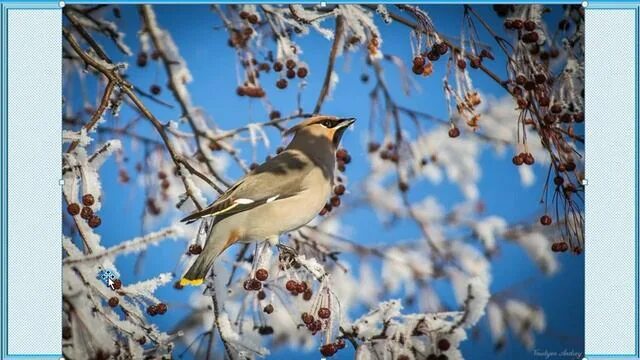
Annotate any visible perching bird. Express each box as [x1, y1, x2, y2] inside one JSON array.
[[179, 115, 355, 286]]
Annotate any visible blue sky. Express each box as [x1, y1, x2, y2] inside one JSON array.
[[64, 4, 584, 359]]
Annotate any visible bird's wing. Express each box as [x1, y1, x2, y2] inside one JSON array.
[[180, 150, 314, 223]]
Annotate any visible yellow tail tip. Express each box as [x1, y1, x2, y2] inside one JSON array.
[[180, 278, 204, 286]]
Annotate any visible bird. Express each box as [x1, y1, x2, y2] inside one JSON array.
[[179, 115, 355, 286]]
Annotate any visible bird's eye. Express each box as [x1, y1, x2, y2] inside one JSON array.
[[322, 120, 335, 128]]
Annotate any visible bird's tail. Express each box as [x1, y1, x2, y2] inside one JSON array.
[[179, 230, 230, 287]]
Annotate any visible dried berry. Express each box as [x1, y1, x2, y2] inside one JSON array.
[[523, 153, 535, 165], [511, 155, 524, 166], [302, 312, 314, 324], [318, 307, 331, 319], [335, 338, 346, 349], [112, 278, 122, 290], [565, 161, 576, 172], [456, 59, 466, 70], [258, 326, 274, 335], [524, 20, 536, 31], [554, 176, 564, 186], [276, 79, 288, 89], [136, 52, 148, 67], [540, 214, 552, 226], [286, 69, 296, 79], [82, 194, 95, 206], [297, 67, 308, 78], [147, 305, 158, 316], [286, 280, 297, 292], [255, 268, 269, 281], [524, 81, 536, 91], [438, 338, 451, 351], [522, 31, 539, 44], [320, 344, 338, 357], [330, 196, 341, 208], [264, 304, 274, 314], [257, 290, 266, 300], [398, 181, 409, 192], [108, 297, 119, 307], [80, 206, 94, 220], [412, 64, 425, 75], [334, 184, 346, 196], [303, 289, 313, 301], [285, 59, 296, 70], [269, 110, 281, 120], [512, 19, 524, 29], [534, 73, 547, 84], [138, 337, 146, 345], [156, 303, 167, 315], [248, 14, 258, 24], [189, 244, 203, 255], [239, 11, 249, 19], [469, 57, 482, 69], [426, 50, 440, 62], [150, 85, 161, 95], [67, 203, 80, 216], [273, 62, 283, 72], [88, 215, 102, 228], [413, 56, 425, 67], [448, 127, 460, 138]]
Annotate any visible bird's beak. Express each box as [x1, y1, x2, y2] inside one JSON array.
[[332, 118, 355, 146], [336, 117, 356, 129]]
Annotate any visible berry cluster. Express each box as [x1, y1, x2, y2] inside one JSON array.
[[285, 279, 313, 300], [274, 59, 308, 90], [67, 193, 102, 229], [320, 182, 347, 216], [411, 42, 448, 77], [511, 152, 535, 166], [551, 242, 569, 252], [146, 302, 168, 316]]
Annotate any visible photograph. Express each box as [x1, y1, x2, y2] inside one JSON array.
[[61, 4, 585, 359]]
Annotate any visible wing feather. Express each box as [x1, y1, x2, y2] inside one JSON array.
[[180, 150, 314, 223]]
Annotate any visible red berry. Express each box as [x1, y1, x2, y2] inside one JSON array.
[[320, 344, 338, 357], [82, 194, 95, 206], [303, 289, 313, 301], [297, 67, 308, 78], [448, 127, 460, 138], [524, 20, 536, 31], [273, 62, 283, 72], [276, 79, 288, 89], [108, 297, 119, 307], [334, 185, 346, 196], [512, 155, 524, 166], [147, 305, 158, 316], [302, 312, 314, 324], [150, 85, 162, 95], [88, 215, 102, 228], [413, 56, 425, 67], [540, 215, 552, 226], [256, 268, 269, 281], [523, 153, 535, 165], [189, 244, 203, 255], [318, 307, 331, 319], [156, 303, 167, 315], [286, 69, 296, 79], [112, 278, 122, 290], [264, 304, 274, 314], [248, 14, 258, 24], [456, 59, 466, 70], [437, 338, 451, 351], [80, 206, 93, 220], [67, 203, 80, 216], [512, 19, 524, 29], [330, 196, 341, 207], [285, 59, 296, 69], [286, 280, 297, 292], [554, 176, 564, 186]]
